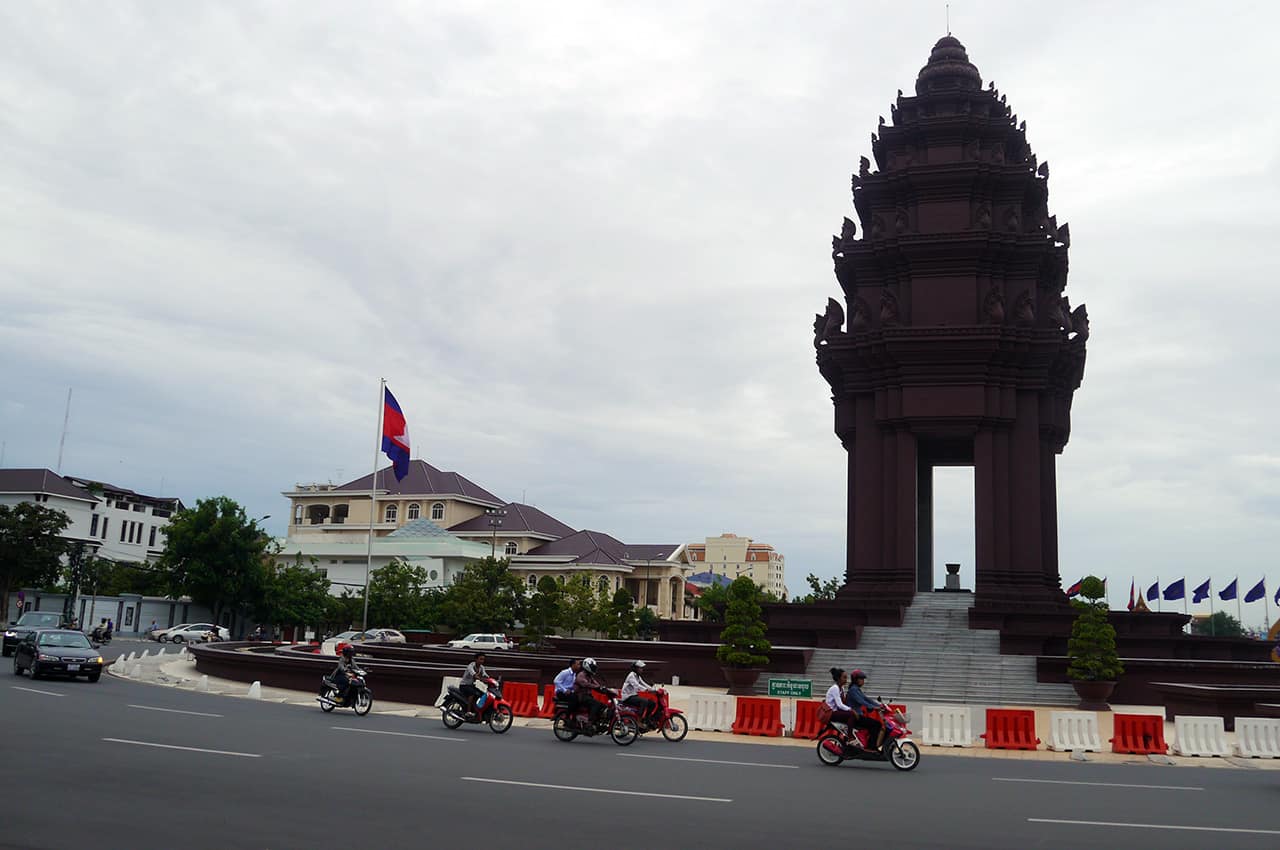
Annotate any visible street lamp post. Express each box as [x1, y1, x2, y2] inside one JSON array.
[[485, 508, 507, 559]]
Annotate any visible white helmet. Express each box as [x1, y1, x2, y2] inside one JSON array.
[[632, 660, 646, 669], [582, 657, 598, 674]]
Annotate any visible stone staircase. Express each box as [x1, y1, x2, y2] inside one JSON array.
[[771, 593, 1076, 707]]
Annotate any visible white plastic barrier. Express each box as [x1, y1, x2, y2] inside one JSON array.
[[1234, 717, 1280, 758], [1173, 715, 1232, 757], [246, 681, 262, 700], [688, 693, 735, 732], [435, 676, 461, 707], [921, 704, 974, 747], [1047, 711, 1103, 752]]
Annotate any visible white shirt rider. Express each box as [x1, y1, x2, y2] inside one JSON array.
[[621, 669, 653, 700], [825, 683, 851, 712]]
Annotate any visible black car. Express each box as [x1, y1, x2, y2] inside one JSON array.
[[3, 611, 68, 656], [12, 629, 104, 682]]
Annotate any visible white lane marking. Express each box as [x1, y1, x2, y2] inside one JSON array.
[[129, 704, 223, 718], [102, 738, 260, 758], [1029, 818, 1280, 836], [619, 753, 797, 769], [331, 726, 465, 743], [461, 777, 731, 802], [995, 777, 1203, 791], [12, 686, 64, 697]]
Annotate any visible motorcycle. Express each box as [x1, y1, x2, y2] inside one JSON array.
[[552, 688, 639, 746], [816, 701, 920, 771], [318, 669, 373, 716], [616, 687, 688, 742], [439, 677, 514, 734], [89, 625, 112, 644]]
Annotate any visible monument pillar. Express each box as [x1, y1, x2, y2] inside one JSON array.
[[815, 35, 1088, 620]]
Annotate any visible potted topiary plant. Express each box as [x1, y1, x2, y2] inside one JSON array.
[[717, 576, 772, 695], [1066, 575, 1124, 710]]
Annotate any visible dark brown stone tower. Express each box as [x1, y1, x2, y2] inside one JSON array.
[[814, 36, 1088, 620]]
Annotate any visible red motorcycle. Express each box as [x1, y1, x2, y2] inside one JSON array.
[[616, 688, 688, 742], [552, 688, 639, 746], [816, 702, 920, 771], [440, 677, 514, 734]]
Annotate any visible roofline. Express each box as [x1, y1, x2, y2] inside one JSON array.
[[0, 489, 99, 505]]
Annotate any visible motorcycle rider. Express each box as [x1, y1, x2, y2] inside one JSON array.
[[330, 645, 361, 705], [620, 660, 658, 726], [554, 658, 581, 710], [846, 669, 889, 748], [825, 667, 859, 744], [460, 652, 489, 715], [574, 657, 610, 730]]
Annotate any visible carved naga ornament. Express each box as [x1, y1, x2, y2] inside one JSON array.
[[813, 297, 845, 348]]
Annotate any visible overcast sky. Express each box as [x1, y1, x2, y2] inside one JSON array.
[[2, 2, 1277, 617]]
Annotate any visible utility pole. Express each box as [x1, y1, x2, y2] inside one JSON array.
[[486, 507, 507, 558]]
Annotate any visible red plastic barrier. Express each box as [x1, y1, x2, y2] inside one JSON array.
[[505, 681, 541, 717], [1110, 713, 1169, 754], [731, 696, 784, 738], [980, 708, 1040, 750], [791, 699, 826, 739], [537, 684, 558, 719]]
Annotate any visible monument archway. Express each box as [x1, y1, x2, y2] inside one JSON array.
[[814, 36, 1088, 619]]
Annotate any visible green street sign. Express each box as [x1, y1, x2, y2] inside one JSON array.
[[767, 678, 812, 698]]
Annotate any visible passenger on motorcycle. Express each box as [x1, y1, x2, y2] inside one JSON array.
[[460, 652, 489, 714], [846, 668, 888, 748], [620, 660, 657, 724], [331, 645, 361, 705], [574, 657, 610, 727], [554, 658, 581, 709]]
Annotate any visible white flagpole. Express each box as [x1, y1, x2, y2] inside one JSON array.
[[1155, 576, 1161, 613], [1264, 579, 1271, 635], [1235, 578, 1242, 627], [361, 379, 387, 631], [1208, 578, 1214, 636]]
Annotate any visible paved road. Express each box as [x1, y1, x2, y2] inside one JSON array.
[[2, 673, 1278, 850]]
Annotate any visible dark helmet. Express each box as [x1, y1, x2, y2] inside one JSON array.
[[341, 645, 356, 658], [829, 667, 845, 682], [850, 668, 866, 681]]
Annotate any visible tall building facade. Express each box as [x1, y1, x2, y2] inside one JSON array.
[[685, 533, 787, 599]]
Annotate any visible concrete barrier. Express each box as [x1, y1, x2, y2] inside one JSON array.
[[1047, 711, 1103, 752], [1234, 717, 1280, 758], [921, 704, 974, 747], [435, 676, 461, 707], [688, 693, 734, 732], [1173, 715, 1231, 757], [197, 675, 209, 692]]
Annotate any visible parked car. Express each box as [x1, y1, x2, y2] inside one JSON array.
[[12, 629, 104, 681], [3, 611, 68, 657], [163, 623, 229, 643], [445, 633, 513, 650]]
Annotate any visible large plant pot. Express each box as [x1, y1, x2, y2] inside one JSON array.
[[721, 667, 764, 695], [1071, 680, 1116, 711]]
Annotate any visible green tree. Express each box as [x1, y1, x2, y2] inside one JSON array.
[[255, 556, 333, 632], [1066, 575, 1124, 681], [717, 576, 771, 667], [1191, 611, 1245, 637], [560, 574, 598, 636], [159, 496, 269, 634], [598, 587, 638, 639], [635, 605, 660, 640], [366, 558, 434, 629], [524, 576, 563, 647], [324, 590, 363, 634], [0, 502, 70, 619], [438, 557, 526, 634], [793, 573, 841, 604], [693, 581, 729, 622]]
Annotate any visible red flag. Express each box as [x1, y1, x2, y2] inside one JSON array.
[[1127, 579, 1135, 611]]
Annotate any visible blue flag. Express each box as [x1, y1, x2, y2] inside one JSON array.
[[1275, 584, 1280, 606], [1146, 581, 1159, 602], [1220, 579, 1238, 601], [1192, 579, 1210, 603], [1245, 579, 1266, 603], [1162, 579, 1185, 601]]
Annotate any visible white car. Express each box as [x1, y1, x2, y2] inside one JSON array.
[[163, 623, 230, 643], [445, 633, 513, 650], [355, 628, 407, 644]]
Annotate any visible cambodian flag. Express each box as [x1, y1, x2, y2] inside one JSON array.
[[1192, 579, 1211, 604], [1127, 579, 1135, 611], [381, 386, 411, 482], [1065, 578, 1083, 597]]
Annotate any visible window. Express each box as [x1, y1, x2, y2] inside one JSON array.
[[295, 505, 304, 525], [505, 541, 518, 556], [431, 502, 444, 520], [116, 501, 129, 510], [598, 576, 609, 593], [34, 493, 48, 503], [101, 518, 108, 539], [384, 504, 398, 522], [132, 504, 144, 512], [407, 503, 420, 520], [90, 515, 99, 537], [528, 575, 537, 588], [120, 521, 127, 542], [124, 608, 134, 626], [429, 570, 438, 581], [316, 568, 328, 578], [333, 504, 349, 525]]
